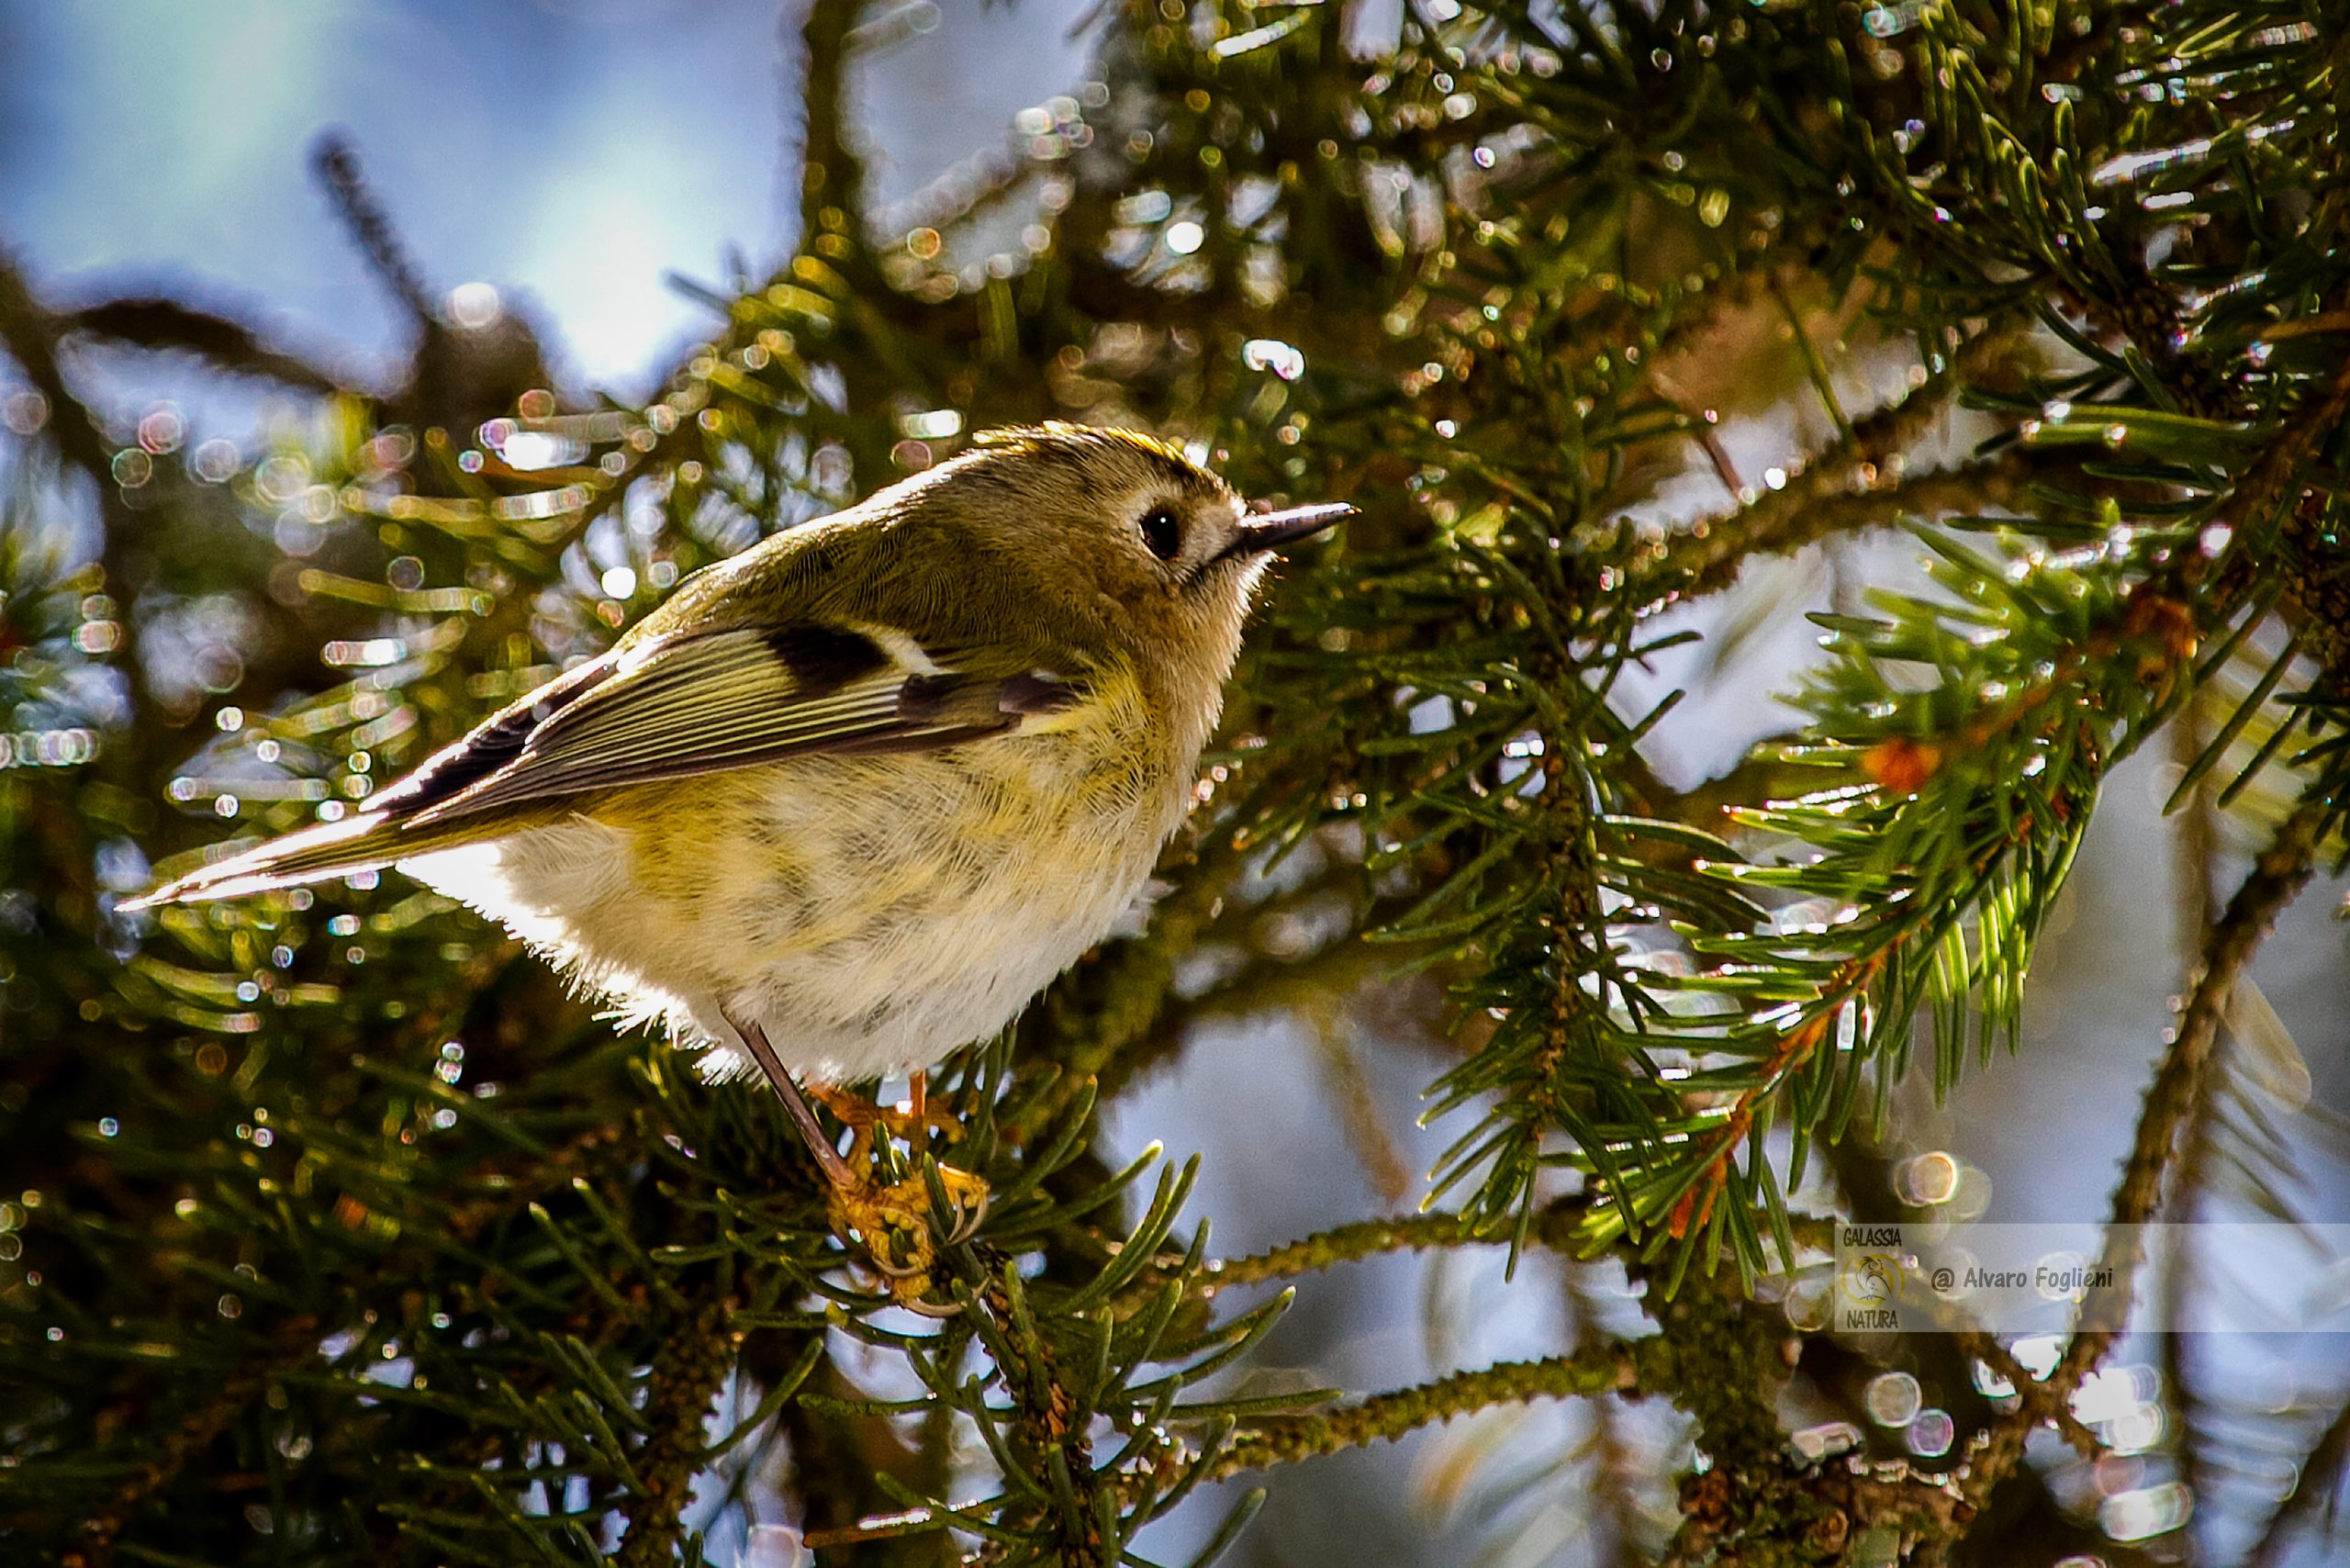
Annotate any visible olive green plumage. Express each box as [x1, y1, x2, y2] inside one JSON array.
[[130, 424, 1346, 1086]]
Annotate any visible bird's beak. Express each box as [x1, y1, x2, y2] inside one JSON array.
[[1223, 500, 1353, 558]]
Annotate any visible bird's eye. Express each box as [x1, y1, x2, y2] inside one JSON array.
[[1139, 505, 1183, 562]]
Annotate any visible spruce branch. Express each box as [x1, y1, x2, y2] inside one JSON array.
[[2244, 1392, 2350, 1568], [1141, 1204, 1638, 1306], [1119, 1202, 1830, 1324], [792, 0, 872, 256], [1596, 296, 2350, 1273], [1198, 1210, 1585, 1294], [1208, 1345, 1646, 1478], [1959, 798, 2323, 1515], [1642, 319, 2037, 604], [63, 297, 350, 395], [610, 1298, 744, 1565], [309, 131, 440, 326]]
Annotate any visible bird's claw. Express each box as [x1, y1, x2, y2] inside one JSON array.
[[803, 1080, 990, 1312], [941, 1182, 990, 1247], [824, 1163, 990, 1313]]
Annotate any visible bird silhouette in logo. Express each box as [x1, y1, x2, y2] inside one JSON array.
[[1841, 1253, 1902, 1308]]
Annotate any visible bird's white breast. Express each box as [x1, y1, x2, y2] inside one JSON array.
[[399, 672, 1190, 1084]]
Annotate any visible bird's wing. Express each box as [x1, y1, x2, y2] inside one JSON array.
[[395, 622, 1077, 823], [126, 622, 1077, 906]]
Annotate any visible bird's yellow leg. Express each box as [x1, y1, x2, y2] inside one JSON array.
[[904, 1070, 928, 1139], [721, 1011, 984, 1314]]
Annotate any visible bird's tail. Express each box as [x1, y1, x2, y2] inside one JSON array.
[[121, 811, 487, 910]]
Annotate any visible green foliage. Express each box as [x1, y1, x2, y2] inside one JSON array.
[[4, 0, 2349, 1563]]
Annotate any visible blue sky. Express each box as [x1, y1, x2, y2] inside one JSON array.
[[0, 0, 1092, 394]]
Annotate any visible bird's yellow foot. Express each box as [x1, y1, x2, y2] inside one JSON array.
[[809, 1078, 965, 1150], [824, 1164, 990, 1313], [810, 1080, 990, 1312]]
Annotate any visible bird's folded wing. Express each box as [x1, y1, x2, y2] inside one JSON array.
[[391, 622, 1076, 824], [121, 621, 1082, 908]]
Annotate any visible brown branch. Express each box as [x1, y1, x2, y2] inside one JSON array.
[[2077, 800, 2322, 1328], [0, 243, 151, 726], [792, 0, 871, 252], [1642, 321, 2039, 606], [2157, 696, 2225, 1518], [2244, 1393, 2350, 1568], [1952, 1328, 2102, 1460], [65, 297, 350, 395], [1960, 799, 2324, 1514], [309, 131, 436, 323], [0, 244, 121, 480]]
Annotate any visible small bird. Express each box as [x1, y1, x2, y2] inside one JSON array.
[[129, 424, 1347, 1301]]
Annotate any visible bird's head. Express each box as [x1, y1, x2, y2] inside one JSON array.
[[896, 423, 1348, 699]]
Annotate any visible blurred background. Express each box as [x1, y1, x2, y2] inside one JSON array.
[[5, 3, 2346, 1564]]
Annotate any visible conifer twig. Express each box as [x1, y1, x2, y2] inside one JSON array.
[[1182, 1205, 1589, 1296], [1645, 320, 2035, 604], [2075, 795, 2323, 1311], [310, 131, 438, 324], [2157, 698, 2223, 1510], [1174, 1173, 1848, 1301], [1961, 799, 2324, 1513], [1209, 1346, 1647, 1478], [65, 297, 349, 394], [612, 1299, 743, 1565], [2244, 1393, 2350, 1568], [792, 0, 871, 252]]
